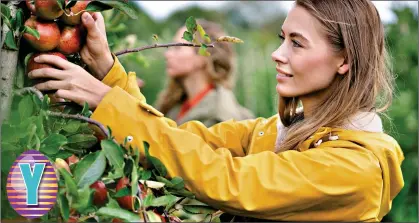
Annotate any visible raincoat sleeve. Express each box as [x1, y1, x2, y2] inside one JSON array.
[[101, 54, 147, 102], [99, 56, 259, 157], [91, 85, 384, 221]]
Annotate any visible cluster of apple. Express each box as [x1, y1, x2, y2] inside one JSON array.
[[55, 156, 181, 222], [23, 0, 90, 76]]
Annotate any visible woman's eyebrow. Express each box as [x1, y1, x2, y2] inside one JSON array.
[[281, 29, 309, 43], [290, 32, 309, 43]]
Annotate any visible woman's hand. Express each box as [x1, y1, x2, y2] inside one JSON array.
[[80, 12, 114, 80], [28, 54, 111, 109]]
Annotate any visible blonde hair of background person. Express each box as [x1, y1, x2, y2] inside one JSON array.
[[155, 19, 254, 126], [28, 0, 404, 221], [156, 19, 234, 114]]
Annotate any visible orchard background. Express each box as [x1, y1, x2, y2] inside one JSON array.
[[1, 1, 418, 222]]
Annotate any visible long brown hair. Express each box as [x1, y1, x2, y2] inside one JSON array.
[[276, 0, 395, 152], [155, 20, 236, 114]]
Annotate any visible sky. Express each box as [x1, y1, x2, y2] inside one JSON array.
[[137, 1, 418, 24]]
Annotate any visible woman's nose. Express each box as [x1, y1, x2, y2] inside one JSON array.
[[271, 45, 288, 64]]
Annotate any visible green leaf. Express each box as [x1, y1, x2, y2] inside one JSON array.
[[114, 187, 130, 198], [5, 30, 18, 50], [42, 95, 50, 110], [1, 144, 19, 173], [144, 141, 167, 177], [185, 16, 197, 33], [18, 95, 34, 119], [143, 193, 155, 207], [171, 177, 185, 190], [1, 3, 11, 20], [40, 133, 68, 155], [150, 195, 178, 207], [81, 102, 90, 116], [203, 34, 211, 44], [155, 176, 173, 187], [96, 207, 140, 222], [67, 134, 97, 148], [74, 151, 106, 188], [32, 94, 42, 110], [182, 31, 193, 42], [11, 9, 23, 31], [54, 150, 73, 160], [106, 197, 121, 209], [58, 192, 70, 222], [169, 188, 195, 198], [183, 205, 217, 215], [85, 1, 138, 19], [56, 0, 66, 10], [101, 139, 125, 171], [72, 185, 94, 213], [23, 26, 40, 40], [140, 170, 152, 180], [199, 44, 210, 56], [65, 0, 77, 8], [85, 1, 113, 12], [58, 168, 78, 198], [62, 120, 81, 133]]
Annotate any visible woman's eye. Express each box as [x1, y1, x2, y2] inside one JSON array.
[[292, 40, 302, 48], [278, 34, 285, 42]]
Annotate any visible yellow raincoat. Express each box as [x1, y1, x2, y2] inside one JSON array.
[[91, 57, 405, 222]]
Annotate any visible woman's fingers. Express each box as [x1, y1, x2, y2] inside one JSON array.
[[28, 68, 64, 80], [91, 12, 106, 37], [34, 80, 69, 91], [34, 54, 75, 70], [54, 89, 73, 101]]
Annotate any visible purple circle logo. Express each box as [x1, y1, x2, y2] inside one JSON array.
[[6, 150, 58, 219]]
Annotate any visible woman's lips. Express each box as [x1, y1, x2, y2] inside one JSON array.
[[276, 67, 293, 77]]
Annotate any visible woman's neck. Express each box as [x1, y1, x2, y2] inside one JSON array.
[[181, 71, 211, 100]]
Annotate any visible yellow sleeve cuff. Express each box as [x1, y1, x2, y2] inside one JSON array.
[[101, 54, 128, 88]]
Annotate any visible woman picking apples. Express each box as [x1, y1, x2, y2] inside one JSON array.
[[28, 0, 404, 221]]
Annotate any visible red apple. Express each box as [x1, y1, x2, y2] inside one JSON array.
[[116, 177, 136, 211], [26, 52, 67, 94], [65, 154, 79, 165], [26, 51, 67, 74], [26, 0, 36, 15], [57, 25, 85, 55], [35, 0, 64, 21], [112, 218, 123, 223], [68, 216, 78, 222], [60, 1, 90, 25], [23, 16, 61, 52], [90, 181, 108, 206]]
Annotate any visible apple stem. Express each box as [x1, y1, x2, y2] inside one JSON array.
[[114, 42, 215, 57], [72, 9, 87, 17]]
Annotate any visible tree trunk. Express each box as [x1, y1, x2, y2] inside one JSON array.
[[0, 1, 19, 127]]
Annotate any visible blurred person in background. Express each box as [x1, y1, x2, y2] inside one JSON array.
[[155, 20, 254, 127]]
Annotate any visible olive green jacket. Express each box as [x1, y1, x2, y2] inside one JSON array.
[[163, 85, 255, 127]]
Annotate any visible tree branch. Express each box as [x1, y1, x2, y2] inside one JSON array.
[[114, 42, 215, 56], [47, 111, 110, 139], [14, 87, 44, 100]]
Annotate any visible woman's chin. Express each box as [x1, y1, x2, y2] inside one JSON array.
[[276, 84, 295, 97]]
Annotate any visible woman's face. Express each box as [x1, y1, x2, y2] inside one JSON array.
[[271, 6, 347, 99], [164, 27, 206, 78]]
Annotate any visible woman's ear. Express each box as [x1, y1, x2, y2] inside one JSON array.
[[337, 63, 349, 75], [337, 56, 349, 75]]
